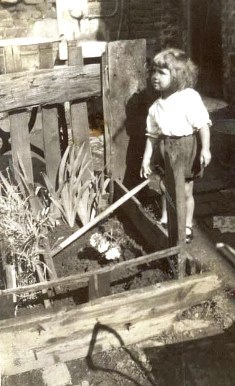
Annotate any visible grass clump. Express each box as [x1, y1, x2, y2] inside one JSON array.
[[0, 170, 52, 296]]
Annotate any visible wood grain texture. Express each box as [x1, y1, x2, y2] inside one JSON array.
[[103, 39, 147, 186], [0, 273, 221, 376], [0, 64, 101, 112]]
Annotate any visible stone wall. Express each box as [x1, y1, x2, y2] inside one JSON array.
[[0, 0, 57, 40]]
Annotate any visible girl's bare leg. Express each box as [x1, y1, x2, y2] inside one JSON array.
[[185, 180, 194, 234], [160, 193, 167, 224], [159, 179, 167, 224]]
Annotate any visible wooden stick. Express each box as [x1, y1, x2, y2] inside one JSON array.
[[50, 179, 150, 257], [216, 242, 235, 267]]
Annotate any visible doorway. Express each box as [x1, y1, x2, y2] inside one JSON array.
[[190, 0, 223, 98]]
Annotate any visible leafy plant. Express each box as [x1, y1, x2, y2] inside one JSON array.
[[43, 143, 110, 228], [0, 169, 52, 298]]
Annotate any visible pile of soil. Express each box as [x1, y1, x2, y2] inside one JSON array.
[[51, 215, 171, 299]]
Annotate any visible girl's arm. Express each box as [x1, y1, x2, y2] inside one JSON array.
[[199, 124, 211, 167], [140, 136, 157, 178]]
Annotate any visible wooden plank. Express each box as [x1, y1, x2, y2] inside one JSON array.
[[4, 46, 22, 73], [5, 46, 34, 186], [0, 246, 180, 297], [41, 106, 61, 188], [0, 47, 5, 74], [103, 40, 147, 186], [68, 42, 94, 175], [39, 43, 54, 69], [0, 64, 101, 113], [9, 110, 34, 186], [164, 137, 187, 278], [39, 42, 61, 191], [114, 179, 168, 251], [0, 273, 221, 376], [89, 271, 111, 300]]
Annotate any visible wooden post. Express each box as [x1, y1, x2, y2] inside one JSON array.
[[164, 137, 187, 278], [39, 43, 61, 190], [68, 41, 94, 176], [102, 40, 147, 187], [5, 45, 34, 187]]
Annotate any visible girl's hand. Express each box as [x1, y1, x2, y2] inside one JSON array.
[[200, 149, 211, 167], [140, 159, 152, 178]]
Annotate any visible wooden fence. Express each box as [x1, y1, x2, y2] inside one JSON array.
[[0, 37, 192, 299], [0, 38, 221, 376]]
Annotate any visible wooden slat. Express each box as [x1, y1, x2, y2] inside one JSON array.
[[0, 273, 221, 376], [0, 64, 101, 113], [39, 42, 61, 193], [41, 108, 61, 189], [103, 40, 147, 186], [114, 179, 168, 251], [68, 42, 94, 175], [4, 46, 22, 73], [89, 271, 111, 300], [39, 43, 54, 69], [0, 47, 5, 74], [9, 109, 34, 185]]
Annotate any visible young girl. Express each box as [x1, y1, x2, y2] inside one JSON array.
[[140, 48, 211, 243]]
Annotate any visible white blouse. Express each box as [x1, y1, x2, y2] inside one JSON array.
[[146, 88, 211, 138]]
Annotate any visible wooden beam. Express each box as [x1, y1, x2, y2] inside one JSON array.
[[0, 273, 221, 376], [164, 137, 187, 278], [0, 246, 180, 297], [0, 64, 101, 113], [114, 179, 168, 251], [68, 42, 94, 176]]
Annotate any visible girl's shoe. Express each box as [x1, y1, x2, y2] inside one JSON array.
[[186, 226, 193, 244]]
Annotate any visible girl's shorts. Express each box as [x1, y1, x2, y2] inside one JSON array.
[[152, 133, 203, 181]]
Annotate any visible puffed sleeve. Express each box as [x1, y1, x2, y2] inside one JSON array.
[[186, 89, 212, 131], [145, 104, 161, 138]]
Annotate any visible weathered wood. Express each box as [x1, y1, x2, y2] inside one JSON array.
[[103, 39, 147, 186], [0, 273, 221, 376], [41, 106, 61, 188], [0, 245, 180, 297], [9, 110, 34, 186], [164, 137, 187, 278], [39, 43, 54, 69], [0, 47, 5, 74], [36, 264, 51, 309], [6, 45, 34, 187], [89, 271, 111, 300], [68, 43, 94, 175], [0, 64, 101, 113], [114, 179, 168, 251], [4, 46, 22, 73], [39, 43, 61, 190], [216, 243, 235, 267]]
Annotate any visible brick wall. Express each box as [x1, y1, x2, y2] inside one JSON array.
[[0, 0, 234, 104], [221, 0, 235, 106], [87, 0, 183, 56]]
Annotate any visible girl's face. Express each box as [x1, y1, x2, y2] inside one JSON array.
[[151, 65, 172, 95]]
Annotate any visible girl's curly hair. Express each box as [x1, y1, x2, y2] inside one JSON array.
[[152, 48, 198, 90]]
